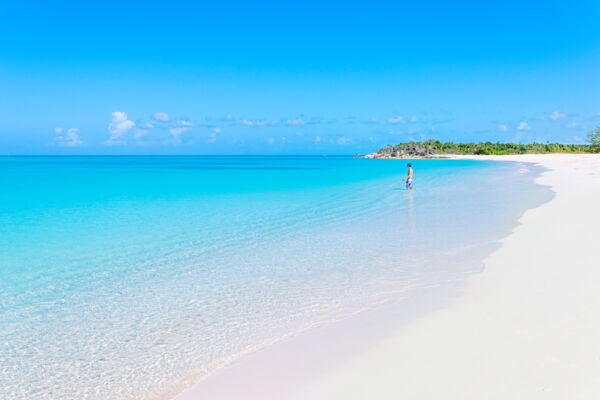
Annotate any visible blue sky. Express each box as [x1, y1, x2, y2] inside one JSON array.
[[1, 0, 599, 154]]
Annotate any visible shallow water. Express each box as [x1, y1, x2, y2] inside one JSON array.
[[0, 156, 551, 400]]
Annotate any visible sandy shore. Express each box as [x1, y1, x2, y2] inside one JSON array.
[[293, 154, 600, 399], [175, 154, 600, 400]]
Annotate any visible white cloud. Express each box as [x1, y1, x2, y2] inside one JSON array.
[[409, 115, 418, 123], [134, 128, 149, 139], [286, 118, 305, 126], [169, 127, 190, 144], [497, 124, 508, 132], [407, 127, 421, 134], [267, 137, 275, 144], [54, 127, 82, 147], [296, 131, 303, 137], [337, 137, 352, 145], [241, 119, 278, 127], [566, 122, 578, 128], [550, 110, 565, 121], [517, 121, 531, 131], [315, 136, 322, 143], [388, 116, 405, 124], [107, 111, 135, 144], [207, 127, 221, 144], [177, 119, 193, 126], [153, 112, 170, 122]]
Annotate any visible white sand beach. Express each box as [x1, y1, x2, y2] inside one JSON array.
[[175, 154, 600, 400], [293, 154, 600, 399]]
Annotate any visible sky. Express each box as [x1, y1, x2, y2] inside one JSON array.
[[1, 0, 599, 155]]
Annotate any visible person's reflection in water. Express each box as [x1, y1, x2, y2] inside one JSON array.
[[406, 190, 415, 231]]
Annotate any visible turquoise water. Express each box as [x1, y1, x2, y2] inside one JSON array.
[[0, 156, 550, 400]]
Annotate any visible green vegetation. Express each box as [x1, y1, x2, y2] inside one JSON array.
[[588, 127, 600, 153], [374, 133, 600, 158]]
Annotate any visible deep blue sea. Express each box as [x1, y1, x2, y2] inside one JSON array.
[[0, 156, 550, 400]]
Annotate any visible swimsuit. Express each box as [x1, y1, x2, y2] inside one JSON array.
[[406, 178, 413, 189]]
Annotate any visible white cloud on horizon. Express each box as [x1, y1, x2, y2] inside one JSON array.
[[134, 128, 149, 139], [177, 119, 193, 126], [207, 127, 221, 144], [54, 127, 82, 147], [169, 127, 190, 144], [166, 119, 195, 144], [497, 124, 508, 132], [153, 112, 170, 122], [241, 119, 278, 127], [517, 121, 531, 131], [388, 116, 405, 124], [550, 110, 566, 121], [107, 111, 135, 145], [286, 118, 305, 126]]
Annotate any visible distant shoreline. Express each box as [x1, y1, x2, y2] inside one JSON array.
[[363, 139, 599, 158]]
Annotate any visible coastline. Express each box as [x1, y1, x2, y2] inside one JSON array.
[[291, 154, 600, 399], [172, 154, 600, 400]]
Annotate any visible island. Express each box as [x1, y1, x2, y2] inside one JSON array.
[[365, 129, 600, 158]]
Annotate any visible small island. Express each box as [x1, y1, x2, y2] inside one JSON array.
[[365, 129, 600, 158]]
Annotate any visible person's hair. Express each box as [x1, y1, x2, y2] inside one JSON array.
[[407, 163, 412, 167]]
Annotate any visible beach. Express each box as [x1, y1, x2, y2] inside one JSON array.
[[4, 2, 599, 398], [3, 156, 545, 400], [175, 154, 600, 400]]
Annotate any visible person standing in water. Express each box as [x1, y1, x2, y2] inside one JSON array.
[[403, 163, 413, 190]]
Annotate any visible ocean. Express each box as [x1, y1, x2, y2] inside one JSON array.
[[0, 156, 550, 400]]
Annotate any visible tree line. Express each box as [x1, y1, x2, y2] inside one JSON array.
[[376, 128, 600, 156]]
